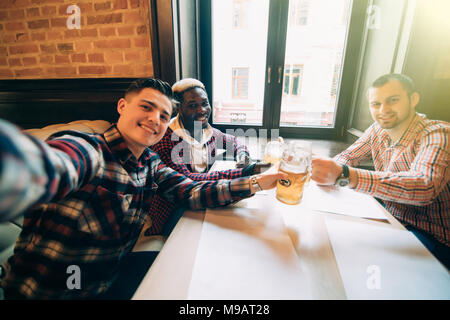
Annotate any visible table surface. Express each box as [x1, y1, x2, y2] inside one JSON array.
[[132, 161, 447, 300]]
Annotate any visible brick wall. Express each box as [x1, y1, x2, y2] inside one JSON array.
[[0, 0, 154, 79]]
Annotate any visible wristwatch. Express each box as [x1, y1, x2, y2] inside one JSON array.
[[335, 164, 350, 187], [251, 176, 263, 193]]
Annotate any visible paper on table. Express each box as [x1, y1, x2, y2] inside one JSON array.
[[326, 219, 450, 299], [305, 182, 387, 220], [187, 200, 312, 299]]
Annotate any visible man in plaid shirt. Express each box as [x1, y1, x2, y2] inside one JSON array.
[[0, 78, 285, 299], [143, 78, 269, 236], [312, 74, 449, 269]]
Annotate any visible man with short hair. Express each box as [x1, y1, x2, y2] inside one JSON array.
[[142, 78, 269, 236], [311, 73, 449, 268], [0, 78, 285, 299]]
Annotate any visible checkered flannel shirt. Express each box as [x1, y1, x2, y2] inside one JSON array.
[[0, 122, 253, 299], [145, 127, 254, 235], [335, 113, 449, 246]]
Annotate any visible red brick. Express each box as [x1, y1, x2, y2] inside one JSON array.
[[79, 65, 111, 75], [55, 55, 70, 64], [137, 63, 153, 76], [57, 43, 74, 53], [123, 11, 141, 24], [1, 0, 28, 8], [0, 11, 9, 21], [22, 57, 37, 66], [134, 37, 149, 48], [41, 6, 57, 16], [0, 69, 14, 78], [124, 50, 141, 61], [31, 0, 63, 4], [10, 9, 25, 20], [104, 51, 123, 63], [117, 25, 134, 36], [50, 18, 66, 28], [40, 55, 54, 64], [47, 31, 63, 40], [31, 32, 46, 41], [0, 24, 2, 31], [130, 0, 139, 9], [40, 44, 57, 54], [9, 44, 39, 55], [88, 53, 104, 63], [64, 29, 80, 38], [137, 25, 146, 35], [8, 58, 22, 67], [26, 8, 40, 18], [0, 57, 7, 66], [94, 39, 130, 49], [14, 68, 43, 77], [60, 3, 92, 15], [71, 53, 86, 63], [114, 0, 127, 9], [5, 22, 25, 31], [75, 41, 92, 51], [28, 19, 49, 29], [54, 66, 77, 76], [80, 28, 98, 37], [113, 64, 133, 75], [87, 13, 122, 25], [0, 46, 7, 55], [99, 27, 116, 37], [15, 32, 29, 42], [2, 35, 16, 43], [94, 2, 111, 11]]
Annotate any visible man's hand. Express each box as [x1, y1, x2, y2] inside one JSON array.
[[253, 162, 272, 174], [311, 157, 342, 185], [254, 162, 288, 191], [235, 154, 251, 168]]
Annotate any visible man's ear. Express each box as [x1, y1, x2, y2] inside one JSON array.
[[117, 98, 127, 115], [410, 92, 420, 110]]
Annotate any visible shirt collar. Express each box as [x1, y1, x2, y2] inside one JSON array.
[[103, 124, 151, 167], [396, 113, 424, 147], [169, 114, 213, 146]]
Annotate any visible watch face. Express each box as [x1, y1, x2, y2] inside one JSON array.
[[338, 178, 349, 187]]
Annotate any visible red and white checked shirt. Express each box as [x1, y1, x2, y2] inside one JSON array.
[[334, 113, 449, 246]]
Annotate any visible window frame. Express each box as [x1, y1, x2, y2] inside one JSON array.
[[199, 0, 369, 139]]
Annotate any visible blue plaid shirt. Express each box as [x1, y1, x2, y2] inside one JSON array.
[[0, 121, 253, 299]]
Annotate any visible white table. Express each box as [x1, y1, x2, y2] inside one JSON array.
[[133, 161, 449, 300]]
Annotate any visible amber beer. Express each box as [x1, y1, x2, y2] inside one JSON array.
[[276, 167, 309, 205]]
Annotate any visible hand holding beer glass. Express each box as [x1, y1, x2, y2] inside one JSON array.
[[276, 141, 312, 205]]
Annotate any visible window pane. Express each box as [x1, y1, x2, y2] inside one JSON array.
[[212, 0, 270, 125], [280, 0, 351, 127]]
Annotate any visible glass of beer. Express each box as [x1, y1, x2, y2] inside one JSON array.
[[276, 141, 312, 205], [263, 137, 284, 164]]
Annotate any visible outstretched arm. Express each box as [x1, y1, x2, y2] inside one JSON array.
[[0, 119, 101, 222]]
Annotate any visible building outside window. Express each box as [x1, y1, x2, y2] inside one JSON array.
[[232, 0, 249, 29], [290, 0, 310, 27], [232, 67, 249, 99], [283, 64, 304, 96]]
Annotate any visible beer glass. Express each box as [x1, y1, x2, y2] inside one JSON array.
[[276, 141, 312, 205], [263, 137, 284, 164]]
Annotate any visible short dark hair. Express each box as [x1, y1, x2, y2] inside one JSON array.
[[370, 73, 416, 96], [125, 78, 174, 100], [124, 78, 176, 115]]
